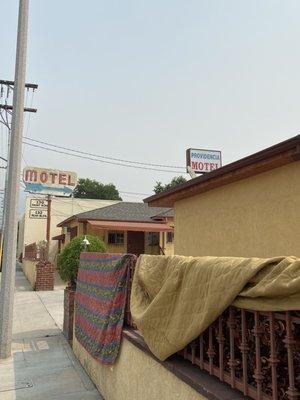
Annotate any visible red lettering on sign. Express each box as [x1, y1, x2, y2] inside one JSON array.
[[68, 175, 75, 186], [59, 174, 67, 184], [40, 172, 48, 183], [49, 172, 58, 184], [191, 161, 220, 172], [25, 169, 37, 182]]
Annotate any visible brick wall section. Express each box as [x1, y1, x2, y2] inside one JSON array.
[[63, 287, 75, 341], [35, 261, 54, 291]]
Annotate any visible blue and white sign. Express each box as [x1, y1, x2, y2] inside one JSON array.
[[186, 148, 222, 174], [23, 167, 77, 197]]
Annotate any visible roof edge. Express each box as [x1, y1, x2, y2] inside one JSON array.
[[57, 215, 77, 227], [144, 135, 300, 207], [82, 218, 171, 224]]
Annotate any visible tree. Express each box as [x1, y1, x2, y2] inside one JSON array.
[[153, 176, 187, 194], [73, 178, 122, 200], [58, 235, 106, 287]]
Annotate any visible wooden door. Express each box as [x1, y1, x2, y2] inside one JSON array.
[[127, 231, 145, 256]]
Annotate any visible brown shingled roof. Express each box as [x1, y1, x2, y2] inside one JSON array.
[[58, 202, 173, 227]]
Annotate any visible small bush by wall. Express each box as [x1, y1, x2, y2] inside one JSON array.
[[58, 235, 106, 287]]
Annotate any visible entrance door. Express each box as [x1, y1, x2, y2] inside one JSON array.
[[127, 231, 145, 256]]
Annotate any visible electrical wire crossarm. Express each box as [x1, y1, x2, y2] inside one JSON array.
[[0, 105, 37, 113], [0, 80, 38, 90]]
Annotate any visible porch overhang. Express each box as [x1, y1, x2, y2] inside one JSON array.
[[52, 234, 65, 242], [87, 220, 173, 232]]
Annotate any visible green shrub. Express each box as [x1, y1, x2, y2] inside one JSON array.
[[58, 235, 106, 287]]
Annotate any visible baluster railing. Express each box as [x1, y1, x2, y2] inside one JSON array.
[[207, 325, 215, 375], [253, 311, 263, 399], [228, 307, 237, 388], [199, 334, 204, 369], [268, 312, 278, 400], [124, 264, 300, 400], [217, 316, 225, 382], [240, 309, 249, 396], [284, 312, 299, 400]]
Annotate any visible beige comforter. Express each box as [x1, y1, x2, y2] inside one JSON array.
[[130, 254, 300, 360]]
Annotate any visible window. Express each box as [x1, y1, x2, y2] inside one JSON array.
[[167, 232, 174, 243], [69, 226, 78, 240], [147, 232, 159, 246], [108, 232, 124, 245]]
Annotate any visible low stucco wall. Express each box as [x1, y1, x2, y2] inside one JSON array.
[[73, 336, 205, 400], [22, 259, 36, 288]]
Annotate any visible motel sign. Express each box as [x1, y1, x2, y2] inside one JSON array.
[[186, 148, 222, 174], [23, 166, 77, 197]]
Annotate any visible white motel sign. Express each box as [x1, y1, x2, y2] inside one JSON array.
[[23, 167, 77, 197], [29, 209, 47, 219], [186, 148, 222, 174]]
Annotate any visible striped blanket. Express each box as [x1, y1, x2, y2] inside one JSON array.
[[75, 252, 137, 364]]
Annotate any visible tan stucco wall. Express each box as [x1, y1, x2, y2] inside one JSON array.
[[86, 225, 106, 243], [88, 226, 127, 254], [73, 336, 205, 400], [174, 162, 300, 258], [22, 259, 36, 288], [164, 240, 174, 256], [160, 229, 174, 256]]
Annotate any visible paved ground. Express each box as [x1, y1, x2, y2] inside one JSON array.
[[0, 267, 103, 400]]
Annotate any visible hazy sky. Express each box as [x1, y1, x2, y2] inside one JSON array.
[[2, 0, 300, 206]]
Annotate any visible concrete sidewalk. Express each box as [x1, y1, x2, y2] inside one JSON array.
[[0, 268, 103, 400]]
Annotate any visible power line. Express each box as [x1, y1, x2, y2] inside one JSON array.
[[22, 140, 186, 174], [20, 152, 152, 198], [23, 136, 185, 170], [119, 190, 150, 196]]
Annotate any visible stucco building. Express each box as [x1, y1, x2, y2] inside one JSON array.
[[145, 135, 300, 258], [17, 196, 119, 263], [57, 202, 174, 256]]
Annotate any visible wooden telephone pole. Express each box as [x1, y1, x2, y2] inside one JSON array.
[[0, 0, 30, 359]]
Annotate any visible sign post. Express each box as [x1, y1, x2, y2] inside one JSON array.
[[46, 195, 52, 259]]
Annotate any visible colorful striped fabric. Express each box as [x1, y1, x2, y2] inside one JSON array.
[[75, 252, 137, 364]]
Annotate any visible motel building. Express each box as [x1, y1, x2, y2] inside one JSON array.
[[146, 135, 300, 259], [18, 196, 120, 288], [18, 196, 120, 263], [56, 202, 174, 257]]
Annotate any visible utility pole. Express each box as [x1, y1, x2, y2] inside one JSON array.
[[0, 0, 29, 359]]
